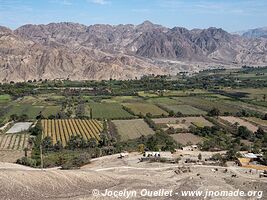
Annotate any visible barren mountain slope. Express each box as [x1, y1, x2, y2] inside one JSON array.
[[0, 27, 166, 82], [1, 21, 267, 82]]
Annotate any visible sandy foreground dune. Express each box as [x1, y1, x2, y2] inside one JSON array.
[[0, 154, 266, 200]]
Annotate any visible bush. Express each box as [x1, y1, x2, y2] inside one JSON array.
[[210, 153, 223, 161], [61, 153, 91, 170], [16, 157, 37, 167]]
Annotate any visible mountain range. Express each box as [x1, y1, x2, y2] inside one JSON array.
[[242, 27, 267, 39], [0, 21, 267, 82]]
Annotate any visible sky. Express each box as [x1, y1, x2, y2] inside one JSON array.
[[0, 0, 266, 32]]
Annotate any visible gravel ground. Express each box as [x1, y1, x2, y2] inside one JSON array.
[[0, 153, 266, 200]]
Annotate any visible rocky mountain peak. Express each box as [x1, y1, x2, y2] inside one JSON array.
[[0, 22, 267, 82]]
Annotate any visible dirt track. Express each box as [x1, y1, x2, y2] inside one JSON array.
[[0, 154, 266, 200]]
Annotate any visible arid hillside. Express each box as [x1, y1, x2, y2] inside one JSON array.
[[0, 153, 266, 200], [1, 21, 267, 82]]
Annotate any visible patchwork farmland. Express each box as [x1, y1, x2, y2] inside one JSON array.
[[41, 119, 103, 146]]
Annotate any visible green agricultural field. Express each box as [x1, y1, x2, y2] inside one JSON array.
[[0, 94, 11, 103], [161, 104, 206, 115], [162, 89, 207, 97], [101, 96, 142, 103], [18, 95, 55, 106], [82, 96, 96, 103], [223, 100, 267, 114], [88, 103, 133, 119], [7, 104, 44, 119], [42, 106, 61, 117], [147, 97, 179, 105], [112, 119, 155, 141], [173, 97, 244, 114], [234, 68, 267, 80], [123, 103, 168, 116], [223, 88, 267, 100]]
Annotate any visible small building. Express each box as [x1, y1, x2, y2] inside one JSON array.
[[237, 153, 264, 168], [118, 152, 129, 158], [143, 151, 172, 159], [181, 145, 198, 151], [237, 158, 252, 167]]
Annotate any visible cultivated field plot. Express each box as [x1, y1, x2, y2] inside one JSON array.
[[147, 97, 178, 105], [41, 119, 103, 146], [222, 88, 267, 100], [7, 104, 44, 119], [0, 150, 25, 163], [137, 91, 158, 97], [112, 119, 154, 141], [160, 104, 206, 115], [162, 89, 207, 97], [41, 106, 61, 117], [219, 116, 259, 133], [244, 117, 267, 127], [0, 133, 29, 150], [88, 103, 133, 119], [102, 96, 142, 103], [0, 94, 11, 104], [6, 122, 32, 134], [153, 117, 213, 130], [173, 97, 242, 114], [123, 103, 168, 116], [171, 133, 203, 145]]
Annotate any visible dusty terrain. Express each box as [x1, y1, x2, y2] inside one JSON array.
[[219, 116, 259, 132], [0, 153, 266, 200]]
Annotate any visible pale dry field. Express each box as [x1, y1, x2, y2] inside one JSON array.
[[0, 150, 25, 162], [219, 116, 259, 132], [153, 117, 213, 130], [171, 133, 203, 145], [112, 119, 154, 141]]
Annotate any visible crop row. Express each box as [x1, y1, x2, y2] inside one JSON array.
[[41, 119, 103, 146], [0, 133, 28, 150]]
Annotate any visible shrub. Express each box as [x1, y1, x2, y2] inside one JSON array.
[[16, 157, 37, 167]]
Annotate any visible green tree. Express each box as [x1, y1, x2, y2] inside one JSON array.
[[10, 114, 19, 121], [255, 127, 265, 139], [208, 108, 220, 117], [41, 136, 53, 152], [237, 126, 252, 140], [19, 114, 29, 122], [88, 138, 97, 148], [29, 121, 43, 136]]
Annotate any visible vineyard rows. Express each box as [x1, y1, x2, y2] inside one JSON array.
[[0, 133, 29, 150], [41, 119, 103, 146]]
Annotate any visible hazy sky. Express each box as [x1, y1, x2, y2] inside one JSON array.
[[0, 0, 266, 32]]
